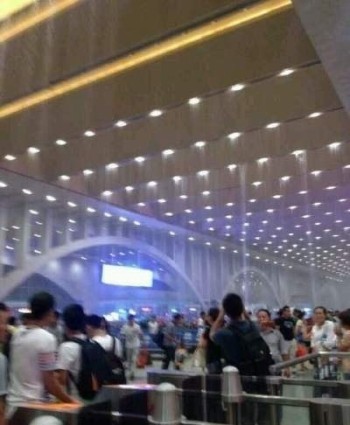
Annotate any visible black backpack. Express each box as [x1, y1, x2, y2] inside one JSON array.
[[227, 322, 274, 376], [69, 337, 126, 400], [104, 336, 126, 385], [152, 330, 164, 349]]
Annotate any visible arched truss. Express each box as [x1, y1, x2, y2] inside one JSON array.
[[223, 266, 281, 306], [0, 236, 204, 305]]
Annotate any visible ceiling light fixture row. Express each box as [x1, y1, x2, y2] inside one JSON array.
[[0, 62, 318, 173]]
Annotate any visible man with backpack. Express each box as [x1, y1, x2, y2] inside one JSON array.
[[86, 314, 126, 384], [57, 304, 125, 401], [210, 293, 273, 425], [210, 293, 273, 377], [56, 304, 88, 399]]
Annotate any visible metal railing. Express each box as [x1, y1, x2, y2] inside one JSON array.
[[270, 351, 350, 375]]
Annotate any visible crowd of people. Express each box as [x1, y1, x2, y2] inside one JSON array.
[[0, 291, 349, 423]]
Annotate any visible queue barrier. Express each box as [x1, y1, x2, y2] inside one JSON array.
[[10, 362, 350, 425]]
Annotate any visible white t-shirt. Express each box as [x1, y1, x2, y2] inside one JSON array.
[[120, 324, 142, 349], [7, 327, 56, 405], [0, 353, 7, 397], [93, 334, 122, 358], [311, 321, 336, 352], [148, 321, 159, 336], [56, 334, 86, 383]]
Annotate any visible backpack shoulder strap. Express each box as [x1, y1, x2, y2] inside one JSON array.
[[111, 336, 116, 354], [68, 337, 86, 346]]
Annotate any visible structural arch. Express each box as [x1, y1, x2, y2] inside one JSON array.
[[223, 266, 281, 306], [0, 236, 204, 306]]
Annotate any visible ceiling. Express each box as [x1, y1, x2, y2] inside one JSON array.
[[0, 0, 349, 281]]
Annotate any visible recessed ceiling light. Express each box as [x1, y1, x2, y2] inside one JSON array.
[[68, 219, 76, 224], [227, 164, 237, 171], [328, 141, 342, 150], [308, 112, 322, 118], [188, 220, 195, 224], [27, 146, 40, 154], [194, 141, 206, 148], [185, 209, 192, 214], [106, 163, 118, 170], [204, 205, 212, 210], [162, 149, 175, 156], [197, 170, 209, 177], [257, 157, 269, 164], [134, 221, 141, 226], [119, 217, 128, 222], [83, 169, 94, 176], [173, 175, 182, 182], [205, 241, 212, 246], [313, 202, 322, 207], [267, 209, 274, 213], [202, 190, 210, 196], [4, 154, 16, 161], [149, 109, 163, 117], [228, 132, 241, 141], [84, 130, 95, 137], [302, 214, 311, 219], [135, 156, 145, 163], [169, 231, 176, 237], [226, 202, 234, 207], [179, 194, 188, 199], [188, 236, 195, 241], [0, 181, 8, 188], [29, 209, 39, 215], [22, 188, 32, 195], [252, 181, 262, 187], [104, 212, 112, 218], [299, 190, 308, 195], [206, 218, 214, 222], [46, 195, 56, 202], [115, 120, 127, 128], [87, 207, 96, 213], [266, 122, 280, 129], [137, 202, 145, 207], [165, 212, 174, 217], [344, 164, 350, 169], [338, 198, 347, 202], [225, 215, 233, 219], [158, 199, 166, 204], [292, 149, 305, 157], [147, 181, 157, 187], [102, 190, 113, 197], [273, 194, 282, 199], [311, 170, 322, 176], [55, 139, 67, 146], [59, 175, 70, 181], [230, 83, 245, 92], [278, 68, 295, 77], [249, 199, 256, 203], [280, 176, 291, 182], [326, 186, 336, 190], [188, 97, 201, 105], [67, 201, 77, 208], [125, 186, 134, 192]]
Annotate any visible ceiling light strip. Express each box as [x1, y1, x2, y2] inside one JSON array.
[[0, 0, 81, 44], [0, 0, 291, 120]]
